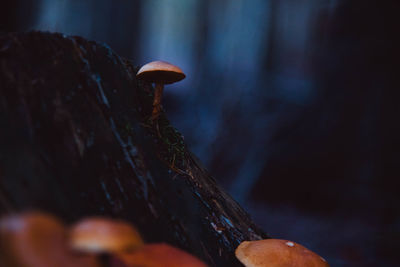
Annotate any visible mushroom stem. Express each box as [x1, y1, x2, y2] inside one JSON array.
[[152, 83, 164, 119]]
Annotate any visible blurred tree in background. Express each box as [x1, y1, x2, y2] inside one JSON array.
[[1, 0, 399, 266]]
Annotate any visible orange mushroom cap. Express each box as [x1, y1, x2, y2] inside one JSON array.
[[136, 61, 185, 84], [0, 212, 99, 267], [235, 239, 329, 267], [69, 217, 143, 254], [115, 243, 208, 267]]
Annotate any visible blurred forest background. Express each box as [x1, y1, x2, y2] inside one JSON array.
[[1, 0, 399, 266]]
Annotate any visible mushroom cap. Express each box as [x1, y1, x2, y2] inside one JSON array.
[[0, 212, 99, 267], [235, 239, 329, 267], [69, 217, 143, 254], [136, 61, 185, 84], [115, 243, 208, 267]]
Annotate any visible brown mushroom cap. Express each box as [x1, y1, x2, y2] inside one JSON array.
[[235, 239, 329, 267], [69, 217, 143, 254], [115, 243, 208, 267], [0, 212, 99, 267], [136, 61, 186, 84]]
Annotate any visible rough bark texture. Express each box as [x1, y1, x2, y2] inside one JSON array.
[[0, 31, 267, 266]]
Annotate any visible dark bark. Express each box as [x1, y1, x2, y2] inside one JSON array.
[[0, 31, 267, 266]]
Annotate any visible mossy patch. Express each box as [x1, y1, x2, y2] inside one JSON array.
[[142, 114, 191, 177]]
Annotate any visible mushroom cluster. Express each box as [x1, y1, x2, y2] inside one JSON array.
[[0, 212, 99, 267], [235, 239, 329, 267], [0, 211, 207, 267], [0, 212, 330, 267], [136, 61, 185, 120]]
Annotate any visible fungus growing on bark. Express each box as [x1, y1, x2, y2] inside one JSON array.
[[69, 217, 143, 254], [136, 61, 185, 120], [235, 239, 329, 267], [0, 212, 99, 267], [114, 243, 208, 267]]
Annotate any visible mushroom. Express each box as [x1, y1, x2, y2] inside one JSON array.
[[136, 61, 185, 120], [235, 239, 329, 267], [69, 217, 143, 254], [0, 212, 99, 267], [114, 243, 208, 267]]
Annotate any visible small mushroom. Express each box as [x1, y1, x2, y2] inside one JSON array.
[[69, 217, 143, 254], [235, 239, 329, 267], [0, 212, 99, 267], [114, 243, 208, 267], [136, 61, 185, 120]]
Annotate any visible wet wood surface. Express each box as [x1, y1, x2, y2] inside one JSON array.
[[0, 31, 267, 266]]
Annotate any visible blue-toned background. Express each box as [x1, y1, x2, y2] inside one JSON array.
[[2, 0, 399, 266]]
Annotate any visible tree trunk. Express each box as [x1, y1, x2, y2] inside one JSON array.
[[0, 31, 267, 266]]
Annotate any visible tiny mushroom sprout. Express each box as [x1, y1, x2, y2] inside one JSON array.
[[114, 243, 208, 267], [235, 239, 329, 267], [136, 61, 186, 120], [0, 212, 99, 267], [69, 217, 143, 254]]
